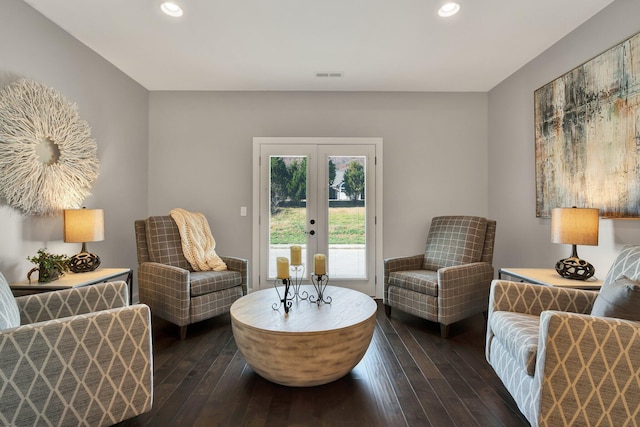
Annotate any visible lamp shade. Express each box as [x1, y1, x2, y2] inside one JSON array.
[[63, 208, 104, 243], [551, 207, 599, 246]]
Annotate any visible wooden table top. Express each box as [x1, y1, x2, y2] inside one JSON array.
[[10, 267, 132, 290], [230, 285, 377, 334], [499, 267, 602, 290]]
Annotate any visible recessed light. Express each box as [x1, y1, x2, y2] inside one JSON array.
[[161, 2, 183, 17], [438, 2, 460, 17]]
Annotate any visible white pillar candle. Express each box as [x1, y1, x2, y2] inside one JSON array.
[[314, 254, 326, 275], [277, 257, 290, 279], [290, 245, 302, 266]]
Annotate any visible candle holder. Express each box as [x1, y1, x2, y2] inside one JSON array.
[[272, 278, 293, 313], [310, 274, 332, 305], [289, 265, 309, 301]]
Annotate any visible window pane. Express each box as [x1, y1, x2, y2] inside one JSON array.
[[327, 156, 366, 279], [269, 156, 308, 279]]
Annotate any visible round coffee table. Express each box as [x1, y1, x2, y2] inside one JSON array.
[[230, 285, 377, 387]]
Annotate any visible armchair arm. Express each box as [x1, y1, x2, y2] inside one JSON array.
[[0, 304, 153, 427], [384, 255, 424, 276], [221, 256, 248, 294], [138, 262, 191, 327], [383, 254, 424, 300], [437, 262, 494, 324], [16, 281, 129, 324], [534, 311, 640, 426], [488, 280, 598, 318]]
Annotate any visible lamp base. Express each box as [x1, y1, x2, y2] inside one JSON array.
[[68, 252, 101, 273], [555, 257, 595, 280]]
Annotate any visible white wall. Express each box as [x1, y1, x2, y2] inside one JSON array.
[[488, 0, 640, 279], [0, 0, 149, 283], [149, 91, 489, 292]]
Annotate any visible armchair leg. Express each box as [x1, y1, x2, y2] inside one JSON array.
[[440, 324, 450, 339], [180, 325, 188, 340], [384, 304, 391, 317]]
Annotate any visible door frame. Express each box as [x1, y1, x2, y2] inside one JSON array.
[[252, 137, 383, 297]]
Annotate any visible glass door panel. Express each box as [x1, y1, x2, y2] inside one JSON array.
[[327, 156, 367, 279], [268, 155, 309, 280]]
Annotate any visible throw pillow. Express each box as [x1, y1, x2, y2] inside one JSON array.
[[591, 276, 640, 321], [0, 272, 20, 330]]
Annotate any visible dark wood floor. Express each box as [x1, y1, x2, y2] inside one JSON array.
[[118, 300, 529, 427]]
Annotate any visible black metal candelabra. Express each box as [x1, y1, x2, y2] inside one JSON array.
[[272, 278, 293, 313], [310, 273, 331, 305], [289, 265, 308, 301]]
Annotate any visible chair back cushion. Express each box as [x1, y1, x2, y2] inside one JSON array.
[[145, 216, 193, 271], [423, 216, 488, 271], [0, 272, 20, 330], [134, 219, 150, 264], [480, 220, 497, 265]]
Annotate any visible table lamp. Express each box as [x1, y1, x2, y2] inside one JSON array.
[[64, 207, 104, 273], [551, 207, 599, 280]]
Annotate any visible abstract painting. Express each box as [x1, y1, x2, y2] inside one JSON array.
[[535, 32, 640, 218]]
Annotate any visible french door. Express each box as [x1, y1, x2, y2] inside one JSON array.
[[253, 138, 382, 296]]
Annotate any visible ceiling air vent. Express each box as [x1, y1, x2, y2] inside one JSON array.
[[316, 72, 343, 78]]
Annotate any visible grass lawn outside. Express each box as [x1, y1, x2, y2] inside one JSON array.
[[270, 207, 365, 244]]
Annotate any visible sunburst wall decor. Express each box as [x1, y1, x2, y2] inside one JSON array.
[[0, 79, 99, 215]]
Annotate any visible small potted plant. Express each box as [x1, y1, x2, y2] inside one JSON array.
[[27, 249, 70, 283]]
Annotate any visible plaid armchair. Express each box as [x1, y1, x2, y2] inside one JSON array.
[[384, 216, 496, 338], [135, 216, 247, 339], [0, 274, 153, 427], [486, 245, 640, 426]]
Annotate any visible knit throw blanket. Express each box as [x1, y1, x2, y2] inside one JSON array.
[[169, 208, 227, 272]]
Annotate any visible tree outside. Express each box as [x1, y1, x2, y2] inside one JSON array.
[[343, 160, 365, 201], [328, 159, 337, 199], [287, 158, 307, 203], [270, 157, 289, 214]]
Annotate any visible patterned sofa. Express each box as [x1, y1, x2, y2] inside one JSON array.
[[486, 245, 640, 426], [0, 274, 153, 426], [135, 215, 247, 339], [384, 215, 496, 337]]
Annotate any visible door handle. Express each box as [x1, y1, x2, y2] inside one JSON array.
[[309, 230, 315, 235]]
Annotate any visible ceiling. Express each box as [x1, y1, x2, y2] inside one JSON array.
[[23, 0, 615, 92]]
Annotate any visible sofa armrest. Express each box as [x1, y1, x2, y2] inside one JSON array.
[[138, 262, 191, 327], [488, 280, 598, 318], [534, 311, 640, 426], [15, 281, 129, 324], [0, 304, 153, 427], [221, 256, 248, 294], [437, 262, 494, 323]]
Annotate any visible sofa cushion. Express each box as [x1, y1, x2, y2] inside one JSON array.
[[388, 270, 438, 297], [145, 216, 192, 271], [490, 311, 540, 376], [423, 216, 487, 271], [602, 245, 640, 286], [591, 276, 640, 321], [190, 270, 243, 298], [0, 272, 20, 330]]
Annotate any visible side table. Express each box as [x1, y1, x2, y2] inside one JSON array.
[[10, 268, 134, 303], [498, 267, 602, 290]]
